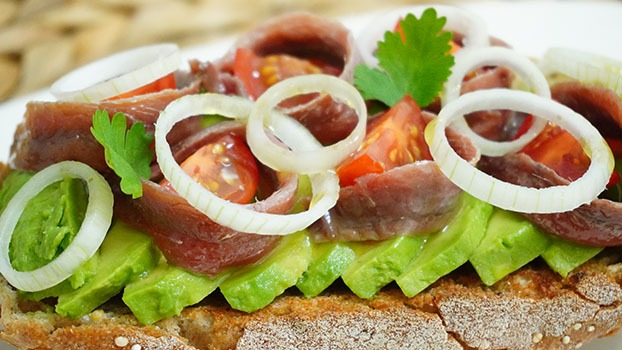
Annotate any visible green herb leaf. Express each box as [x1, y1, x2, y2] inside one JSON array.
[[354, 8, 455, 107], [90, 110, 153, 199]]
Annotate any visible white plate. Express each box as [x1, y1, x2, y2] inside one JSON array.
[[1, 2, 621, 349]]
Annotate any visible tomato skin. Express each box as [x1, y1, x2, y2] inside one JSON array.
[[107, 73, 176, 100], [512, 114, 534, 140], [337, 95, 431, 187], [606, 138, 622, 158], [606, 138, 622, 188], [233, 48, 265, 100], [608, 169, 621, 188], [161, 134, 259, 204]]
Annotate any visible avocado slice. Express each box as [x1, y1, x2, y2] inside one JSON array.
[[0, 171, 99, 301], [4, 174, 88, 273], [396, 194, 493, 297], [296, 241, 356, 298], [469, 209, 551, 286], [0, 170, 33, 210], [55, 221, 160, 319], [21, 252, 100, 301], [342, 235, 426, 299], [123, 262, 228, 325], [542, 236, 602, 278], [219, 231, 312, 313]]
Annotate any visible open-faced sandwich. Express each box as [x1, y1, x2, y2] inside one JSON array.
[[0, 4, 621, 350]]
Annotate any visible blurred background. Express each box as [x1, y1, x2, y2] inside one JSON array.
[[0, 0, 617, 102], [0, 0, 447, 101]]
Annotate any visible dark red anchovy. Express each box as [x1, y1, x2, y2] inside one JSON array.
[[479, 81, 622, 246]]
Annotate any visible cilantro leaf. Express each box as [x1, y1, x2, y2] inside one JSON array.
[[354, 8, 454, 107], [90, 110, 153, 199]]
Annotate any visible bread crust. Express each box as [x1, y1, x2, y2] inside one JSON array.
[[1, 249, 621, 350]]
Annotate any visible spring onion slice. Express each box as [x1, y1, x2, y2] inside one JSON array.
[[247, 74, 367, 174], [442, 46, 551, 157], [357, 4, 489, 67], [540, 47, 622, 96], [0, 161, 113, 292], [50, 43, 181, 102], [426, 89, 614, 214], [154, 93, 340, 235]]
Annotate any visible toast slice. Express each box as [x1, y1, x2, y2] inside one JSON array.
[[1, 249, 620, 350]]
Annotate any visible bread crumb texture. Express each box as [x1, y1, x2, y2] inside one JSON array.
[[1, 250, 621, 349]]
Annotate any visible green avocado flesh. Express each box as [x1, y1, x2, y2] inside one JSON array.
[[0, 168, 608, 324], [469, 209, 550, 286], [123, 262, 227, 325], [395, 194, 493, 297], [55, 221, 159, 318], [22, 252, 100, 302], [343, 235, 426, 299], [220, 231, 312, 313], [2, 171, 88, 273], [0, 171, 32, 209], [0, 171, 100, 301], [296, 242, 356, 297], [542, 236, 603, 278]]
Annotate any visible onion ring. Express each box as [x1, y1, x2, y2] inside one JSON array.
[[246, 74, 367, 174], [0, 161, 113, 292], [50, 44, 181, 102], [154, 93, 340, 235], [540, 47, 622, 97], [443, 46, 551, 156], [425, 89, 614, 214]]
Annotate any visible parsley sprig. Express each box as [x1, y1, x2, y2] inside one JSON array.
[[354, 8, 455, 107], [90, 110, 153, 199]]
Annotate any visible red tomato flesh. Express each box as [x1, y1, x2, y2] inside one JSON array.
[[107, 73, 176, 100], [519, 121, 621, 188], [233, 48, 339, 100], [161, 134, 259, 204], [520, 123, 590, 182], [337, 95, 431, 187]]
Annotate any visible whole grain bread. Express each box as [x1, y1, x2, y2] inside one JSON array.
[[1, 249, 621, 350]]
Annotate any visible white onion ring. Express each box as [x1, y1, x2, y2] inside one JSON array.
[[0, 161, 113, 292], [50, 43, 181, 102], [357, 4, 489, 68], [154, 93, 340, 235], [246, 74, 367, 174], [425, 89, 614, 214], [540, 47, 622, 96], [443, 46, 551, 156]]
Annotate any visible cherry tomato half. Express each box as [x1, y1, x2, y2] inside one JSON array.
[[519, 123, 590, 182], [161, 134, 259, 204], [517, 113, 622, 190], [233, 48, 339, 100], [337, 95, 431, 187]]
